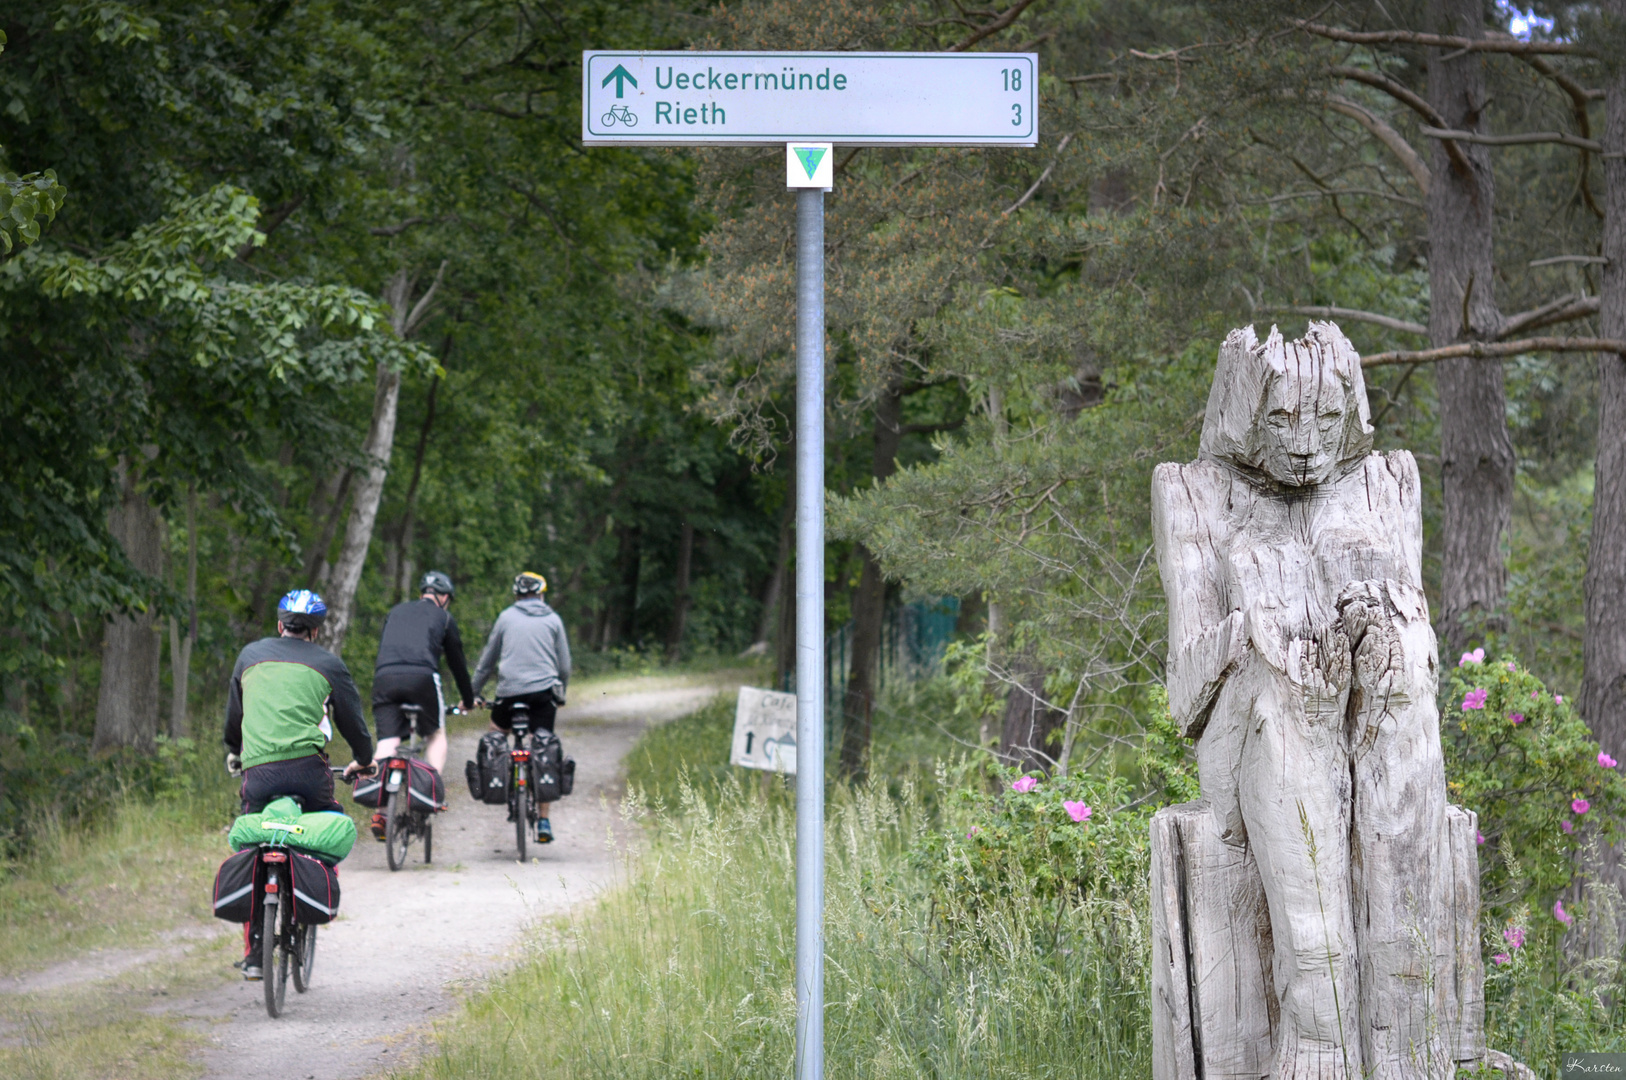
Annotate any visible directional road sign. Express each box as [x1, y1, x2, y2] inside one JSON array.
[[582, 51, 1037, 147]]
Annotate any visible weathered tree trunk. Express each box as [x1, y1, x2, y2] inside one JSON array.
[[1427, 0, 1511, 657], [1580, 5, 1626, 956], [998, 654, 1064, 773], [393, 372, 440, 603], [167, 485, 197, 739], [666, 520, 695, 660], [839, 380, 906, 778], [324, 265, 444, 653], [92, 460, 164, 753]]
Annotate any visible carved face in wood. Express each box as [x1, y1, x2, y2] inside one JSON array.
[[1198, 322, 1373, 488], [1257, 363, 1346, 487]]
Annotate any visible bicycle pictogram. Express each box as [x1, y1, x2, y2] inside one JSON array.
[[601, 104, 637, 127]]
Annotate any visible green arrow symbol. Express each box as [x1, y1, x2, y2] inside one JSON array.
[[794, 146, 827, 179], [601, 63, 637, 99]]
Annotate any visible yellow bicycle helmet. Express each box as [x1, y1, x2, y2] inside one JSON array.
[[513, 571, 547, 596]]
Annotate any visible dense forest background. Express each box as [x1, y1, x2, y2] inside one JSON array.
[[3, 0, 1625, 860]]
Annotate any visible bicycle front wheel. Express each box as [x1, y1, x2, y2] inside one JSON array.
[[385, 786, 409, 871], [262, 891, 288, 1017], [292, 924, 317, 993]]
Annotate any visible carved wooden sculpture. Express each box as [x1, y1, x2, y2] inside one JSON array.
[[1150, 323, 1484, 1080]]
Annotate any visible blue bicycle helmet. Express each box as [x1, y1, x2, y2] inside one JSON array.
[[278, 589, 328, 632]]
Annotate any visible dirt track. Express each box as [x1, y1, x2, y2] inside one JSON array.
[[178, 682, 720, 1080]]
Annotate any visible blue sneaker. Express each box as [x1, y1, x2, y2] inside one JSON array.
[[536, 818, 553, 844]]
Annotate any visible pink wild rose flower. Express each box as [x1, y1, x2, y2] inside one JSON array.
[[1476, 831, 1486, 845], [1492, 953, 1511, 966], [1462, 688, 1489, 711], [1556, 695, 1564, 704], [1510, 713, 1525, 725], [1601, 752, 1618, 769], [1459, 648, 1485, 667], [1555, 900, 1574, 926], [1504, 926, 1525, 949], [1011, 776, 1039, 794], [1573, 798, 1591, 815], [1063, 801, 1092, 823]]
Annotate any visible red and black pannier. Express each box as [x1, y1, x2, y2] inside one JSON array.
[[352, 757, 445, 811], [212, 847, 259, 923], [288, 851, 341, 924]]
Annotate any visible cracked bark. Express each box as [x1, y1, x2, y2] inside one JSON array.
[[1427, 0, 1512, 656]]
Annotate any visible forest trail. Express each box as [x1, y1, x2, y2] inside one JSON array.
[[110, 679, 719, 1080]]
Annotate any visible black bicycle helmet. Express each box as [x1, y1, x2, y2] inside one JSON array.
[[419, 570, 454, 597], [513, 571, 547, 596], [278, 589, 328, 632]]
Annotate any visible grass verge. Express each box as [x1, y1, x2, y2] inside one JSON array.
[[398, 687, 1151, 1080]]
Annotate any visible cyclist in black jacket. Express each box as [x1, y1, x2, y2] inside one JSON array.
[[371, 572, 474, 797]]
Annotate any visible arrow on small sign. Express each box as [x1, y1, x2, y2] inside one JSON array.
[[794, 146, 826, 179], [601, 64, 637, 98]]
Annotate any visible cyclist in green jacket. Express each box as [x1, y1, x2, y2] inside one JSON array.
[[223, 590, 374, 980], [224, 590, 375, 813]]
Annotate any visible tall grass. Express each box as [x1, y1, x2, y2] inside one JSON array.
[[408, 765, 1150, 1076]]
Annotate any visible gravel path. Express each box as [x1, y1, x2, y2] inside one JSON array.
[[180, 682, 722, 1080]]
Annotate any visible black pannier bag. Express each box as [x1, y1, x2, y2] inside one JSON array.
[[528, 731, 565, 802], [353, 758, 445, 811], [350, 770, 384, 808], [212, 847, 259, 923], [288, 850, 341, 924], [464, 760, 482, 801], [560, 756, 576, 796], [474, 730, 511, 805], [405, 759, 445, 812]]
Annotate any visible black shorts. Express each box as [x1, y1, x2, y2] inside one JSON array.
[[241, 753, 343, 814], [490, 690, 557, 733], [372, 667, 443, 740]]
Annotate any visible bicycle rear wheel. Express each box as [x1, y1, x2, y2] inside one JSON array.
[[386, 786, 409, 871], [512, 770, 528, 863], [262, 891, 288, 1017], [423, 819, 433, 864], [292, 924, 317, 993]]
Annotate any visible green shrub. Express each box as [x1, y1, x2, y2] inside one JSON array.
[[1441, 652, 1626, 920]]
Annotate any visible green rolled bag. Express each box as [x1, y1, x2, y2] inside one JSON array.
[[228, 796, 357, 863]]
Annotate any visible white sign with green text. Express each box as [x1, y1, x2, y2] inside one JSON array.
[[582, 51, 1037, 147]]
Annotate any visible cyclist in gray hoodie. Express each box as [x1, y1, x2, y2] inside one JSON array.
[[471, 571, 572, 842]]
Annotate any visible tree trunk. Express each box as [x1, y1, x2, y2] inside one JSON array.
[[839, 379, 906, 778], [92, 460, 164, 753], [394, 371, 440, 603], [1427, 0, 1511, 657], [666, 520, 695, 660], [752, 467, 795, 652], [167, 485, 197, 739], [303, 467, 353, 586], [1580, 3, 1626, 957], [604, 524, 642, 647], [323, 362, 402, 653], [323, 265, 443, 653], [998, 653, 1065, 774]]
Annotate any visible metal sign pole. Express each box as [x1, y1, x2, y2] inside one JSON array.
[[793, 184, 826, 1080]]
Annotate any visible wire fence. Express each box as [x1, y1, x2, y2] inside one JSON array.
[[823, 597, 960, 725]]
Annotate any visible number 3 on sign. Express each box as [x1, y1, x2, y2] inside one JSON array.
[[1011, 103, 1022, 126]]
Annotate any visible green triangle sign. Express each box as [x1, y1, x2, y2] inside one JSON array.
[[794, 146, 827, 179]]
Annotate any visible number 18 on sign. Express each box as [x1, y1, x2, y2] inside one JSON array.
[[581, 48, 1040, 1080]]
